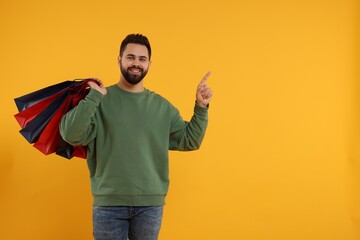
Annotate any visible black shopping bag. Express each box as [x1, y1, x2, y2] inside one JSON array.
[[14, 81, 79, 112]]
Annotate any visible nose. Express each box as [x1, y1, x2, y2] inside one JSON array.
[[132, 58, 141, 67]]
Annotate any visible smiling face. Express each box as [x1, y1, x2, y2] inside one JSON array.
[[119, 43, 151, 85]]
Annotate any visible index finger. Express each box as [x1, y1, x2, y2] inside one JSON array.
[[199, 71, 211, 86]]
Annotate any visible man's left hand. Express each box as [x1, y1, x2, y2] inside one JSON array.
[[196, 71, 213, 108]]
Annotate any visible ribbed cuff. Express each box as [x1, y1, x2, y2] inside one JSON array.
[[194, 101, 209, 112]]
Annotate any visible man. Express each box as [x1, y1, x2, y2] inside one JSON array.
[[60, 33, 212, 240]]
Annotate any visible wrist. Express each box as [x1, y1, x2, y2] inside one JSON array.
[[196, 101, 209, 108]]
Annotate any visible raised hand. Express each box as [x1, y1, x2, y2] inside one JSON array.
[[196, 71, 213, 108]]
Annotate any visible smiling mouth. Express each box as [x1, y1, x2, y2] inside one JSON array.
[[129, 67, 142, 74]]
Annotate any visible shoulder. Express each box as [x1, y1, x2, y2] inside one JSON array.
[[145, 89, 179, 112], [146, 89, 171, 104], [106, 84, 120, 93]]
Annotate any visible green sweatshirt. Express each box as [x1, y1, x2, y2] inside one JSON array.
[[60, 84, 208, 206]]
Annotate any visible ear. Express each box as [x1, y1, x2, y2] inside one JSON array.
[[117, 56, 121, 66]]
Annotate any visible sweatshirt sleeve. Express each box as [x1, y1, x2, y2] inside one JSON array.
[[59, 89, 104, 146], [169, 102, 209, 151]]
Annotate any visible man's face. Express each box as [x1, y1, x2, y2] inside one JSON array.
[[119, 43, 151, 85]]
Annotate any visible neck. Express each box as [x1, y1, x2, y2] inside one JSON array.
[[117, 77, 144, 93]]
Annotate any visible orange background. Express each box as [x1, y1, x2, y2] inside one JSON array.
[[1, 0, 359, 239]]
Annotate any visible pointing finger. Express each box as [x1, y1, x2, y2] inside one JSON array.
[[198, 71, 211, 87]]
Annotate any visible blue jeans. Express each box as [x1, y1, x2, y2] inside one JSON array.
[[93, 206, 163, 240]]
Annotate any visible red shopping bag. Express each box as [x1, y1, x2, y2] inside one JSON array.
[[73, 146, 87, 158]]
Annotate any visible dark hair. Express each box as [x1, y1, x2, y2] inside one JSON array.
[[119, 33, 152, 60]]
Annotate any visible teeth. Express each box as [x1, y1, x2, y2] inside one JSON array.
[[130, 68, 141, 73]]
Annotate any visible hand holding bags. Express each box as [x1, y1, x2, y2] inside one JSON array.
[[14, 79, 99, 159]]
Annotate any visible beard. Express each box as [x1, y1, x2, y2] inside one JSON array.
[[120, 63, 148, 85]]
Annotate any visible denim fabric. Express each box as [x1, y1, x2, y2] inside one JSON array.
[[93, 206, 163, 240]]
